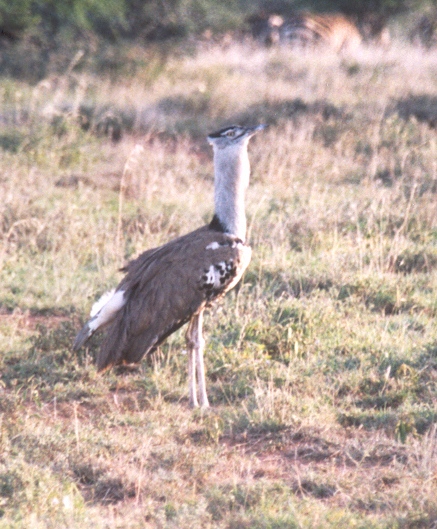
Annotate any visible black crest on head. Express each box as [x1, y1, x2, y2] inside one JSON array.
[[208, 125, 240, 139]]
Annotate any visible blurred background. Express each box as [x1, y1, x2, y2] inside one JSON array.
[[1, 0, 437, 81]]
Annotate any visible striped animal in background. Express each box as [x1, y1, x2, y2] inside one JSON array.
[[281, 13, 362, 52]]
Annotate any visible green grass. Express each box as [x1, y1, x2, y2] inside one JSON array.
[[0, 37, 437, 527]]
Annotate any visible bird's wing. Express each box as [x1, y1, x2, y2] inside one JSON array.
[[118, 225, 208, 277], [97, 229, 251, 370]]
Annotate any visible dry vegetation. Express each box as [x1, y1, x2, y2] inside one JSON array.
[[0, 37, 437, 528]]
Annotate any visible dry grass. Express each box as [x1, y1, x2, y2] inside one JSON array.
[[0, 37, 437, 528]]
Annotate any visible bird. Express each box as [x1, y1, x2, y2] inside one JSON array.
[[73, 124, 265, 408]]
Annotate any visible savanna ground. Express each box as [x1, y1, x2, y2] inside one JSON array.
[[0, 35, 437, 528]]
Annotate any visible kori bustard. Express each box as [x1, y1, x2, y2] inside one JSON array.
[[73, 124, 264, 408]]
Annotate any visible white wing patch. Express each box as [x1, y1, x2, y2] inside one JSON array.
[[204, 262, 225, 289], [200, 259, 238, 295], [91, 289, 116, 317], [206, 240, 246, 251], [89, 289, 126, 331], [206, 242, 221, 250]]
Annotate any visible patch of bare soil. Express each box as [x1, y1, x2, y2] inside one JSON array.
[[0, 307, 72, 331]]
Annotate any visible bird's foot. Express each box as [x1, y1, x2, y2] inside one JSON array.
[[189, 397, 210, 409], [189, 396, 199, 408]]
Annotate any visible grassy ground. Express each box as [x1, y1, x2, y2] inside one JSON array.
[[0, 38, 437, 528]]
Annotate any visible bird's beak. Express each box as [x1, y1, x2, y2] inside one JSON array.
[[248, 124, 267, 137]]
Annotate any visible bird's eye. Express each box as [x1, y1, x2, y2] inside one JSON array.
[[226, 130, 235, 137]]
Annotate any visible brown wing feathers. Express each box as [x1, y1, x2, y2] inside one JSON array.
[[96, 228, 250, 371]]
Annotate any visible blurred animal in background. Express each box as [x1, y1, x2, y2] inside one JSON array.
[[247, 11, 390, 51], [281, 13, 362, 52]]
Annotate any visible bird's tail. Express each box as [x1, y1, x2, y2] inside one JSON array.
[[96, 318, 129, 371], [73, 319, 96, 351], [73, 289, 126, 352]]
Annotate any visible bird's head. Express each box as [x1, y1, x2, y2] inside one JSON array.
[[207, 124, 266, 149]]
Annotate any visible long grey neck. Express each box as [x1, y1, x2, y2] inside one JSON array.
[[212, 142, 250, 241]]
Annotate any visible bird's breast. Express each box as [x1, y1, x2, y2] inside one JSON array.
[[198, 237, 251, 300]]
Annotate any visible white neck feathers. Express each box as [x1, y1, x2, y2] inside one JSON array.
[[212, 140, 251, 241]]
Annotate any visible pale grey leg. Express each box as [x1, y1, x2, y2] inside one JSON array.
[[194, 311, 209, 408], [186, 317, 199, 408], [186, 311, 209, 408]]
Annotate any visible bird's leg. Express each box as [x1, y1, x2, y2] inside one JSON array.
[[186, 317, 199, 408], [194, 310, 209, 408], [186, 311, 209, 408]]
